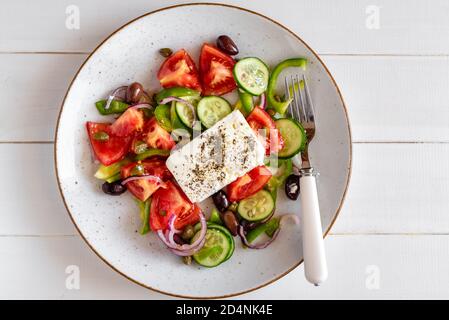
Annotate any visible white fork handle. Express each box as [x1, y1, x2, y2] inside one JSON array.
[[300, 172, 328, 285]]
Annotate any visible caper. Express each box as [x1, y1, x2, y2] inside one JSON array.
[[130, 163, 145, 176], [285, 174, 300, 200], [222, 210, 239, 236], [159, 48, 173, 58], [181, 225, 195, 241], [93, 131, 109, 141], [102, 180, 127, 196], [182, 256, 192, 265], [126, 82, 144, 104], [216, 35, 239, 55]]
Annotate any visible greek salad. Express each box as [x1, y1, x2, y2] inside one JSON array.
[[86, 35, 308, 268]]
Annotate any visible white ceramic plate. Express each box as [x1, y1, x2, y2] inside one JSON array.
[[55, 3, 351, 298]]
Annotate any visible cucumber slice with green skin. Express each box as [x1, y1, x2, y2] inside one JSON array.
[[175, 101, 195, 128], [237, 189, 275, 222], [207, 223, 235, 261], [170, 101, 189, 131], [197, 96, 232, 128], [192, 227, 233, 267], [233, 57, 269, 96], [275, 118, 307, 159]]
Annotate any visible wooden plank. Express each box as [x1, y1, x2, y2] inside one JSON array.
[[1, 143, 449, 236], [0, 234, 447, 299], [0, 0, 449, 54], [2, 54, 449, 142], [0, 54, 86, 142]]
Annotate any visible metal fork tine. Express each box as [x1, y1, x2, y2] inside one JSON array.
[[296, 75, 307, 122], [290, 75, 301, 121], [284, 76, 293, 117], [302, 74, 315, 123]]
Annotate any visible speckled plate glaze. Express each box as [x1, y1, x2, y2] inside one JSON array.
[[55, 3, 351, 298]]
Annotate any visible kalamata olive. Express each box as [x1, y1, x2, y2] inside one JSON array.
[[102, 180, 127, 196], [217, 35, 239, 55], [285, 174, 300, 200], [126, 82, 144, 104], [222, 210, 239, 236], [173, 234, 186, 245], [212, 190, 230, 213]]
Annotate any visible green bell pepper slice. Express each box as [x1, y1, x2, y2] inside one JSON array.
[[238, 90, 254, 114], [95, 100, 129, 115], [94, 158, 131, 180], [136, 199, 151, 235], [246, 217, 280, 243], [267, 58, 307, 114], [134, 148, 170, 161], [208, 208, 223, 225], [155, 87, 200, 104], [154, 104, 173, 132]]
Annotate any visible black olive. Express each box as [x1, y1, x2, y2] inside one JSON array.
[[102, 181, 127, 196], [212, 190, 230, 212], [285, 174, 300, 200], [126, 82, 144, 104], [222, 210, 239, 236], [216, 35, 239, 55], [173, 234, 186, 245], [240, 219, 260, 231]]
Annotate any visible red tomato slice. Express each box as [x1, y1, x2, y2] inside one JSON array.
[[157, 49, 202, 92], [144, 117, 176, 150], [227, 166, 272, 202], [149, 181, 200, 231], [246, 107, 284, 154], [109, 108, 144, 137], [121, 159, 172, 201], [199, 44, 236, 96], [86, 122, 132, 166]]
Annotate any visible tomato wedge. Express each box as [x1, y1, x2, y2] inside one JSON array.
[[121, 159, 172, 201], [149, 181, 200, 231], [157, 49, 202, 92], [109, 108, 144, 137], [199, 44, 236, 96], [246, 107, 284, 154], [86, 122, 132, 166], [227, 166, 272, 202], [131, 117, 175, 153]]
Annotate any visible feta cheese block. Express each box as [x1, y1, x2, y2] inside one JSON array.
[[166, 110, 265, 203]]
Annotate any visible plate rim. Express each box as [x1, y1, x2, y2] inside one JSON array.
[[54, 2, 353, 299]]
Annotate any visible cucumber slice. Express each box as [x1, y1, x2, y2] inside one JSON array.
[[233, 57, 269, 96], [170, 101, 188, 131], [237, 189, 275, 222], [275, 118, 306, 159], [197, 96, 232, 128], [192, 227, 233, 267], [207, 223, 234, 261], [175, 101, 195, 129]]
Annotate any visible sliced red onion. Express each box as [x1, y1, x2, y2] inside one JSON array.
[[157, 211, 206, 252], [258, 93, 266, 109], [169, 237, 206, 256], [104, 86, 128, 110], [280, 214, 300, 227], [159, 96, 198, 128], [238, 225, 281, 249], [121, 175, 165, 186], [128, 103, 153, 111], [238, 214, 300, 249]]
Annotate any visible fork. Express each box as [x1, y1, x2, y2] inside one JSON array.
[[285, 75, 328, 286]]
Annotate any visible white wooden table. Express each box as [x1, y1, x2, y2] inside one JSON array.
[[1, 0, 449, 299]]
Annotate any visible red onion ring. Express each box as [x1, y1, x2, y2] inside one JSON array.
[[238, 225, 281, 249], [159, 96, 199, 128], [238, 214, 300, 249], [121, 175, 166, 187], [169, 237, 206, 256], [104, 86, 128, 110], [128, 103, 153, 111], [157, 211, 207, 252]]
